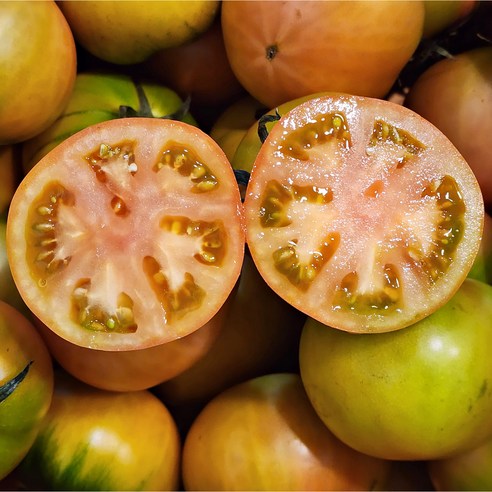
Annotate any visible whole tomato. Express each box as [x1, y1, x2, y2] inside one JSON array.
[[58, 1, 220, 65], [299, 278, 492, 461], [405, 46, 492, 205], [0, 1, 76, 144], [18, 371, 181, 491], [182, 373, 391, 491], [0, 301, 54, 480], [422, 0, 477, 38], [221, 1, 424, 108], [0, 146, 17, 216]]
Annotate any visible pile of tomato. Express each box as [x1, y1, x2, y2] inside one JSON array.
[[1, 1, 492, 490]]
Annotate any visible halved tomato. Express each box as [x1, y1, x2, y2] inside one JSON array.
[[243, 94, 484, 333], [7, 118, 244, 350]]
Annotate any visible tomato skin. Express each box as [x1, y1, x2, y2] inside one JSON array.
[[0, 1, 76, 144], [405, 46, 492, 205], [8, 117, 245, 351], [21, 72, 197, 171], [244, 93, 484, 334], [182, 372, 391, 491], [0, 146, 17, 216], [428, 437, 492, 490], [18, 372, 181, 491], [422, 0, 477, 38], [221, 1, 424, 108], [33, 294, 229, 392], [0, 301, 54, 480], [299, 278, 492, 461]]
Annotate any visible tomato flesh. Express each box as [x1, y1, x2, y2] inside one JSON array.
[[244, 94, 484, 333], [7, 118, 244, 350]]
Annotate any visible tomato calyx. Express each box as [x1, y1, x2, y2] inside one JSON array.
[[118, 79, 192, 121], [0, 360, 33, 403]]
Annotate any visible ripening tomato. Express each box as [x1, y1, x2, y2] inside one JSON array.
[[244, 93, 484, 334], [300, 278, 492, 461], [18, 371, 180, 491], [422, 0, 477, 38], [33, 294, 230, 392], [221, 1, 424, 108], [405, 46, 492, 206], [182, 373, 391, 491], [0, 1, 76, 144], [22, 72, 197, 171], [0, 301, 54, 480], [7, 118, 245, 351], [428, 436, 492, 490], [59, 0, 220, 65], [154, 254, 305, 410]]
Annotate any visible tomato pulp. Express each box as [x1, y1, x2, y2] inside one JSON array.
[[244, 94, 484, 333], [7, 118, 245, 350]]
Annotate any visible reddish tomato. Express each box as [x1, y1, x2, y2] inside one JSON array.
[[18, 371, 181, 491], [0, 301, 54, 480], [244, 93, 484, 334], [405, 46, 492, 206], [221, 1, 424, 108], [33, 295, 229, 392], [182, 373, 391, 491], [0, 1, 76, 144], [154, 254, 305, 410], [7, 118, 244, 351]]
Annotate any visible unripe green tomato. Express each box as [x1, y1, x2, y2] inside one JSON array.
[[22, 72, 197, 171], [300, 278, 492, 461]]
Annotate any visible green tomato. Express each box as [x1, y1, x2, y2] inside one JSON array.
[[22, 72, 197, 171], [0, 301, 54, 480], [299, 278, 492, 461]]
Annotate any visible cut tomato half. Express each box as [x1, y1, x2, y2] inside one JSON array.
[[244, 94, 484, 333], [7, 118, 245, 350]]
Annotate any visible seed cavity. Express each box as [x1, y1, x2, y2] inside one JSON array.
[[26, 182, 74, 284], [143, 256, 206, 321], [160, 216, 226, 266], [71, 279, 137, 333], [259, 180, 333, 228], [368, 120, 426, 167], [409, 175, 466, 283], [154, 142, 218, 193], [85, 142, 137, 184], [273, 233, 340, 291], [279, 112, 351, 160], [332, 264, 402, 313]]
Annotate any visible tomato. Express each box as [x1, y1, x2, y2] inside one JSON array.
[[22, 72, 197, 172], [18, 371, 180, 491], [7, 117, 245, 351], [405, 46, 492, 206], [145, 18, 246, 109], [422, 0, 477, 38], [300, 278, 492, 461], [153, 254, 305, 411], [33, 294, 230, 392], [0, 301, 54, 480], [0, 146, 17, 216], [244, 93, 484, 334], [468, 211, 492, 284], [59, 1, 220, 65], [428, 436, 492, 490], [221, 1, 424, 108], [0, 1, 76, 144], [182, 372, 391, 491]]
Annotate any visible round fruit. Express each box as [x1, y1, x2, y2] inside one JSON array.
[[59, 0, 220, 65], [221, 0, 425, 108], [18, 372, 180, 491], [7, 118, 244, 351], [422, 0, 477, 38], [0, 146, 16, 216], [22, 72, 197, 171], [405, 46, 492, 205], [0, 1, 76, 144], [0, 301, 53, 480], [182, 373, 391, 491], [299, 278, 492, 460]]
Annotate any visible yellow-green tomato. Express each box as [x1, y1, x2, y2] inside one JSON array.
[[19, 373, 181, 491], [0, 301, 54, 480], [299, 278, 492, 461]]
